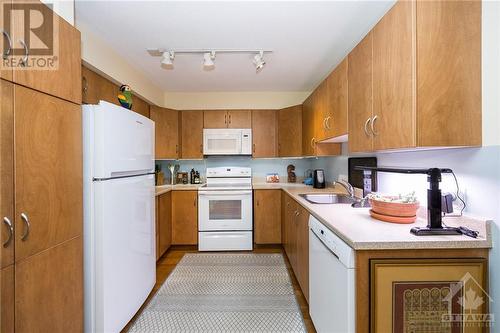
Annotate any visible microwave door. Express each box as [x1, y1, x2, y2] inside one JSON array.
[[203, 131, 242, 155]]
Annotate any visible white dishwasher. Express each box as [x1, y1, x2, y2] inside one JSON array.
[[309, 216, 355, 333]]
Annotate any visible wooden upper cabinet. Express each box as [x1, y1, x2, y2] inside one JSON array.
[[81, 66, 117, 105], [150, 106, 179, 159], [11, 2, 82, 104], [326, 58, 348, 139], [0, 0, 12, 81], [278, 105, 302, 157], [158, 191, 172, 258], [180, 111, 203, 159], [372, 0, 416, 150], [302, 95, 315, 157], [172, 191, 198, 245], [254, 190, 281, 244], [348, 32, 374, 153], [227, 110, 251, 128], [313, 81, 328, 142], [131, 96, 150, 118], [0, 80, 14, 268], [14, 85, 82, 261], [203, 110, 227, 128], [252, 110, 277, 158], [416, 0, 481, 147]]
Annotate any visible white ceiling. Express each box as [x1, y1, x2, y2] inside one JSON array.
[[75, 1, 395, 92]]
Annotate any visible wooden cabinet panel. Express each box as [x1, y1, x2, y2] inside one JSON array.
[[0, 0, 13, 81], [155, 196, 160, 260], [0, 80, 14, 268], [372, 1, 415, 150], [416, 0, 481, 147], [15, 236, 83, 333], [180, 111, 203, 159], [313, 81, 328, 142], [158, 191, 172, 257], [252, 110, 277, 158], [14, 85, 82, 261], [81, 66, 117, 105], [12, 2, 82, 104], [150, 106, 179, 159], [348, 32, 374, 153], [254, 190, 281, 244], [1, 265, 14, 333], [278, 105, 302, 157], [227, 110, 251, 128], [203, 110, 227, 128], [326, 58, 348, 139], [296, 205, 309, 303], [172, 191, 198, 245], [132, 95, 150, 118], [302, 95, 315, 157]]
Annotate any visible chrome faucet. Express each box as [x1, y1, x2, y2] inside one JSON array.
[[333, 180, 354, 198]]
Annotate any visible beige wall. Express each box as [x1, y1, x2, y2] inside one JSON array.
[[77, 21, 164, 106], [163, 91, 310, 110]]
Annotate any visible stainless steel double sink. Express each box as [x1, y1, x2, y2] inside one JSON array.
[[298, 193, 356, 204]]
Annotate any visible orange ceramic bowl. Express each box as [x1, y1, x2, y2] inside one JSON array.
[[369, 197, 420, 217]]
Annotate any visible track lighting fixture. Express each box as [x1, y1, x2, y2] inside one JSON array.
[[203, 51, 216, 70], [161, 51, 174, 69], [253, 51, 266, 73], [147, 48, 272, 72]]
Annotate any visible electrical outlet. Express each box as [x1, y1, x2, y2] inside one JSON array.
[[338, 174, 348, 183]]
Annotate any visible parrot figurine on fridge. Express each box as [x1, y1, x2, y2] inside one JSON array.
[[118, 84, 133, 110]]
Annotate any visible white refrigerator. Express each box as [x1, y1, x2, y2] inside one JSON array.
[[83, 101, 156, 333]]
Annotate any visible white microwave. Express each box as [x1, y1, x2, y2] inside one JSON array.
[[203, 129, 252, 155]]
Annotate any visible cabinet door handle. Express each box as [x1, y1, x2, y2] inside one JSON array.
[[21, 213, 30, 241], [256, 200, 259, 206], [224, 114, 227, 124], [371, 115, 379, 136], [310, 138, 316, 149], [228, 114, 231, 124], [2, 217, 13, 248], [2, 30, 12, 59], [200, 144, 203, 154], [364, 118, 372, 136], [82, 76, 88, 95], [252, 143, 256, 153], [175, 144, 178, 153], [326, 116, 332, 130], [19, 39, 28, 66], [193, 199, 197, 207], [323, 117, 327, 130]]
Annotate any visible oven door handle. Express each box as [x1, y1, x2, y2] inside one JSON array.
[[198, 190, 252, 196]]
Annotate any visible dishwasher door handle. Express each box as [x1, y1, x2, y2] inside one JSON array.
[[311, 228, 339, 260]]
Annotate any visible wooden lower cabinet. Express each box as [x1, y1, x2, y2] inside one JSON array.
[[254, 190, 281, 244], [1, 265, 14, 333], [15, 236, 83, 333], [281, 193, 309, 303], [158, 191, 172, 258], [356, 249, 489, 333], [172, 191, 198, 245]]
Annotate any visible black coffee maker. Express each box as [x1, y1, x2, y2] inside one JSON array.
[[313, 169, 326, 189]]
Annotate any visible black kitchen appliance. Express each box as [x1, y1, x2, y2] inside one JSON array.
[[355, 166, 464, 236], [348, 157, 377, 197], [313, 169, 326, 189]]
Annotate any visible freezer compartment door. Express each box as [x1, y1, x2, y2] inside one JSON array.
[[92, 174, 155, 333], [86, 101, 154, 178]]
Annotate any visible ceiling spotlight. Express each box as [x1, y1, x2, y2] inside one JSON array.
[[203, 51, 216, 71], [253, 51, 266, 73], [161, 51, 174, 69]]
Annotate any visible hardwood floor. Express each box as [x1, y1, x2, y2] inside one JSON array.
[[122, 245, 316, 333]]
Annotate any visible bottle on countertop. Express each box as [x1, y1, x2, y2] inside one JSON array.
[[190, 168, 195, 184], [194, 171, 201, 184]]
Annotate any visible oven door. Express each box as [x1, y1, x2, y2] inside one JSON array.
[[198, 190, 252, 231], [203, 129, 242, 155]]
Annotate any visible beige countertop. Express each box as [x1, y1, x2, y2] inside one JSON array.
[[253, 182, 491, 250], [155, 183, 204, 196]]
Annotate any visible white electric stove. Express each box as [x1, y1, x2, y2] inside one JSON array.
[[198, 167, 253, 251]]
